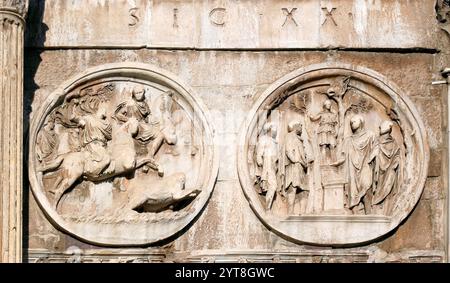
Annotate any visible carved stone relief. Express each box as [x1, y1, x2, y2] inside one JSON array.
[[29, 63, 218, 246], [436, 0, 450, 35], [237, 64, 429, 246]]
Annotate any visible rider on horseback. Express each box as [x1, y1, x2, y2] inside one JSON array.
[[114, 86, 178, 174], [74, 107, 113, 177], [114, 86, 161, 144]]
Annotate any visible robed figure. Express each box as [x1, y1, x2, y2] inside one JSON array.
[[371, 121, 400, 215], [256, 123, 279, 210], [283, 121, 313, 214], [36, 119, 58, 162], [77, 108, 113, 176], [335, 115, 376, 214], [115, 86, 161, 144]]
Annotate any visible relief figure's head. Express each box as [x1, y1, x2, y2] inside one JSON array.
[[132, 86, 146, 102], [263, 122, 277, 138], [72, 98, 80, 105], [288, 120, 302, 136], [323, 99, 332, 111], [380, 120, 394, 135], [350, 114, 364, 133]]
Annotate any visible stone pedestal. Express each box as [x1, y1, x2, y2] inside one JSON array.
[[0, 1, 28, 263], [320, 165, 346, 213], [323, 183, 345, 211]]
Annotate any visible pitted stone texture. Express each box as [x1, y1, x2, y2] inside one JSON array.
[[237, 64, 429, 246], [28, 63, 219, 246], [25, 0, 438, 49], [25, 49, 445, 260]]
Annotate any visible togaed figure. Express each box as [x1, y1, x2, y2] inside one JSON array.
[[284, 121, 313, 214], [370, 121, 400, 215], [256, 123, 279, 210], [334, 115, 376, 214]]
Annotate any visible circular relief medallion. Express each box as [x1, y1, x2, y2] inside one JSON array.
[[29, 63, 218, 246], [237, 64, 429, 246]]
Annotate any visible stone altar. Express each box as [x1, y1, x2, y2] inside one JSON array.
[[237, 65, 428, 245]]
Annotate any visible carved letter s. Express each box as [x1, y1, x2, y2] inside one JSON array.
[[129, 7, 139, 27]]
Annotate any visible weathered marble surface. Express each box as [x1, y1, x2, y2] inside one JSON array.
[[26, 0, 439, 49], [28, 63, 219, 246], [24, 48, 447, 262], [0, 0, 28, 263], [14, 0, 450, 263], [237, 64, 429, 246]]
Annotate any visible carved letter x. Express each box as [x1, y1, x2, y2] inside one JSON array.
[[282, 8, 298, 27], [322, 7, 337, 26]]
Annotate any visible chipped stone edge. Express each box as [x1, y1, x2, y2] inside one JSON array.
[[237, 63, 430, 247], [28, 62, 220, 247]]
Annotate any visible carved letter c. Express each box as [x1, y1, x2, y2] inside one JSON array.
[[209, 8, 226, 26]]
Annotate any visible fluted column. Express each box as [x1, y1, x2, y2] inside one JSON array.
[[0, 0, 28, 263], [443, 68, 450, 263]]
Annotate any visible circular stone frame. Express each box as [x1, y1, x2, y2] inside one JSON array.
[[237, 63, 429, 247], [29, 63, 219, 246]]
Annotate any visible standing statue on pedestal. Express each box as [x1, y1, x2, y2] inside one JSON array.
[[256, 123, 279, 210], [308, 99, 338, 164]]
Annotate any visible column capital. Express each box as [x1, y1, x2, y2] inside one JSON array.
[[0, 0, 28, 19]]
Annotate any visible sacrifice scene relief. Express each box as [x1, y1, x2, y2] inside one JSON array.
[[252, 77, 407, 217]]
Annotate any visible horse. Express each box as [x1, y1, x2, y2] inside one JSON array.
[[38, 117, 161, 210], [145, 108, 178, 159]]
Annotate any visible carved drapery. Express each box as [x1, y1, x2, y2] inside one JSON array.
[[28, 63, 219, 246], [238, 64, 429, 246], [0, 0, 27, 263]]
